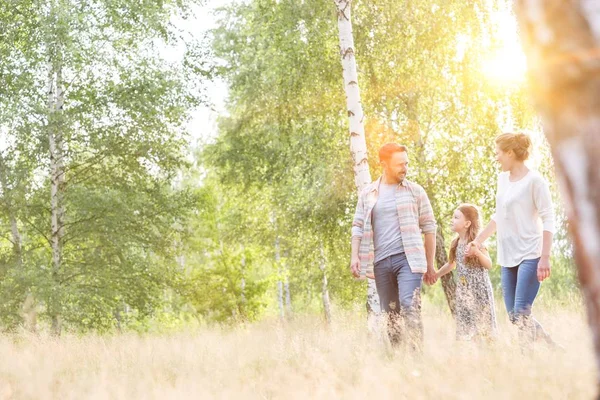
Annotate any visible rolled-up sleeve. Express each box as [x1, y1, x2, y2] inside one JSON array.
[[533, 177, 555, 233], [418, 186, 436, 234], [351, 190, 366, 238]]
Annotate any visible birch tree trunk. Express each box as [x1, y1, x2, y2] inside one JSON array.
[[241, 251, 247, 307], [275, 235, 285, 319], [513, 0, 600, 390], [334, 0, 381, 320], [47, 1, 66, 336], [319, 245, 332, 324], [284, 263, 292, 316]]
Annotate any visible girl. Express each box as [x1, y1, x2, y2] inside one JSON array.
[[437, 204, 497, 341]]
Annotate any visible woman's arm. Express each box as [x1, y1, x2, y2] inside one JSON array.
[[534, 177, 555, 282], [538, 231, 553, 281], [466, 220, 496, 258], [475, 220, 496, 246]]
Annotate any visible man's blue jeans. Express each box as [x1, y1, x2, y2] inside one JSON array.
[[374, 252, 423, 348]]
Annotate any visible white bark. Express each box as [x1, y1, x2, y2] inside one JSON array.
[[284, 265, 292, 315], [241, 251, 246, 306], [514, 0, 600, 388], [334, 0, 381, 316], [319, 245, 332, 324], [335, 0, 371, 191], [47, 3, 65, 335], [275, 235, 284, 319]]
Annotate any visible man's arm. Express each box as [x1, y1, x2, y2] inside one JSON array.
[[350, 236, 362, 278], [417, 186, 437, 284], [423, 232, 436, 284]]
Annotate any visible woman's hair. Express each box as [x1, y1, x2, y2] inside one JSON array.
[[495, 132, 532, 161], [449, 204, 482, 264]]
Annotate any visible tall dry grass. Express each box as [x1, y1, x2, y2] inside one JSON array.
[[0, 305, 595, 399]]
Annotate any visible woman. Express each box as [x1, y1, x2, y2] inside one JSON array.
[[468, 132, 558, 349]]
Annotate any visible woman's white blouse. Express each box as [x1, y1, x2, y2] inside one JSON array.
[[491, 170, 555, 268]]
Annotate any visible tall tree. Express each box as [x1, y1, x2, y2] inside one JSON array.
[[334, 0, 381, 317], [0, 0, 205, 333]]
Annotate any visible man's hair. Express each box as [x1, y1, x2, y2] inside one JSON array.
[[379, 143, 408, 163]]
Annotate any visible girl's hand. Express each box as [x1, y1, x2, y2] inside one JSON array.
[[537, 256, 551, 282], [466, 242, 480, 257]]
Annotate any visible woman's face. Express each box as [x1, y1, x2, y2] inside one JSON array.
[[495, 144, 513, 171]]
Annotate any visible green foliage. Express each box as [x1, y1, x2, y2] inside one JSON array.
[[198, 0, 577, 322], [0, 0, 206, 332], [0, 0, 578, 331]]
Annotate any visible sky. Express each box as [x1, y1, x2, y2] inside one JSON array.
[[167, 0, 235, 148]]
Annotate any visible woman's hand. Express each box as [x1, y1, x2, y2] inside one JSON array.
[[537, 255, 551, 282], [465, 241, 480, 257]]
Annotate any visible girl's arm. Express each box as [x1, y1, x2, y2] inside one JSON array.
[[471, 243, 492, 270], [435, 261, 456, 279]]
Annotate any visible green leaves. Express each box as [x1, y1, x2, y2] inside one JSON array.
[[0, 0, 206, 332], [197, 0, 572, 321]]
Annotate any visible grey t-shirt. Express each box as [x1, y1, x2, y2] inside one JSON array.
[[372, 183, 404, 263]]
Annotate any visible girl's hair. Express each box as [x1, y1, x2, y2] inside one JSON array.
[[449, 204, 482, 264], [495, 132, 532, 161]]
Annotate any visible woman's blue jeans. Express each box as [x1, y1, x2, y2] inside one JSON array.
[[501, 257, 541, 347]]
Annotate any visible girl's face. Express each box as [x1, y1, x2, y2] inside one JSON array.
[[451, 209, 471, 233]]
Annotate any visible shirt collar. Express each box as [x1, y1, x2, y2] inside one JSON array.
[[370, 176, 409, 192]]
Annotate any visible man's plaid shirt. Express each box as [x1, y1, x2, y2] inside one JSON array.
[[352, 177, 437, 276]]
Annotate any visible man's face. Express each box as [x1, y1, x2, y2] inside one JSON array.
[[383, 151, 409, 183]]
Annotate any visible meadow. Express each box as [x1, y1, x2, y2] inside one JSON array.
[[0, 302, 594, 399]]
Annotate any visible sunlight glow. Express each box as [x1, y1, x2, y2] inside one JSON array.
[[481, 12, 527, 84]]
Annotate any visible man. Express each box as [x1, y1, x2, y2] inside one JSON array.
[[350, 143, 437, 348]]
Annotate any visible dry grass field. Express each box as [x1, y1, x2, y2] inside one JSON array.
[[0, 305, 595, 399]]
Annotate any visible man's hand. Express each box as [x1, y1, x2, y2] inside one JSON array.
[[350, 257, 361, 278], [423, 266, 437, 285], [537, 255, 551, 282]]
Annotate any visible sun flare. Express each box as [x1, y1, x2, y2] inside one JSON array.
[[481, 11, 527, 84]]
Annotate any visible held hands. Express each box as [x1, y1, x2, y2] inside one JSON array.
[[465, 241, 481, 257], [423, 266, 438, 285], [537, 255, 551, 282]]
